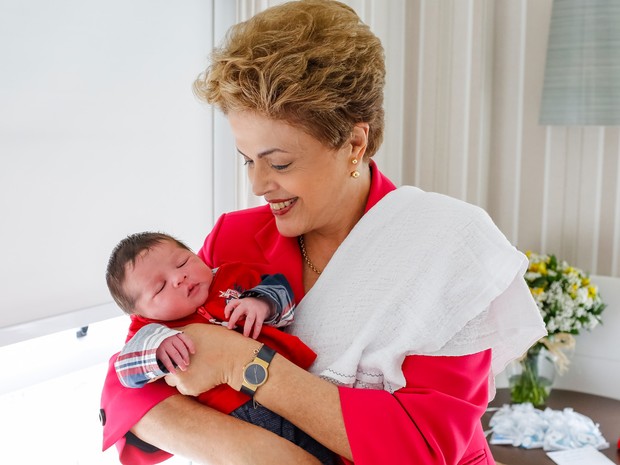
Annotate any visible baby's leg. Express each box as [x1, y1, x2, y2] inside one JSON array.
[[231, 401, 336, 465]]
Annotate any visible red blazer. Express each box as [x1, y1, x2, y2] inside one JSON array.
[[101, 163, 495, 465]]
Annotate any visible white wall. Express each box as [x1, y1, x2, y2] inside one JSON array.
[[0, 0, 214, 341], [551, 275, 620, 400]]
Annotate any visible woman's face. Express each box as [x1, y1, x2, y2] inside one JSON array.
[[228, 111, 366, 238]]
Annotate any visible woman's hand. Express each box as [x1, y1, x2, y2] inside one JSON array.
[[164, 323, 260, 396], [163, 323, 352, 459]]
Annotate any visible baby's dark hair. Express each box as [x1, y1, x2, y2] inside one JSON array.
[[106, 232, 191, 314]]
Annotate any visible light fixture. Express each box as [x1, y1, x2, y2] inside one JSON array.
[[539, 0, 620, 125]]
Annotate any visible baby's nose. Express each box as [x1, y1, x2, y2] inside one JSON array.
[[173, 273, 187, 287]]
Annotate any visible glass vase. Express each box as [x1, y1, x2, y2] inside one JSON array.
[[506, 346, 556, 407]]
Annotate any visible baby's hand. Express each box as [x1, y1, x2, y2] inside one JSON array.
[[156, 333, 196, 374], [224, 297, 273, 339]]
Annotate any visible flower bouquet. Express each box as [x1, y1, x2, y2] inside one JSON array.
[[508, 252, 606, 406]]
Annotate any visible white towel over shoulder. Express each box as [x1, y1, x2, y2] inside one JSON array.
[[289, 186, 546, 396]]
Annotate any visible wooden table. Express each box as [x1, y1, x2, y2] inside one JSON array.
[[482, 388, 620, 465]]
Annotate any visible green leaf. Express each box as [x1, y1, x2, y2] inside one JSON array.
[[530, 277, 547, 288]]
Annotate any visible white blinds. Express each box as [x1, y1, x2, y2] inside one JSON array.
[[0, 0, 215, 344]]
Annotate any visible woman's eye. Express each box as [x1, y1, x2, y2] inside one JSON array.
[[242, 157, 254, 167], [271, 162, 291, 171]]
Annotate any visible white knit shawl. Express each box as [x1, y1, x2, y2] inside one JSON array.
[[289, 186, 547, 397]]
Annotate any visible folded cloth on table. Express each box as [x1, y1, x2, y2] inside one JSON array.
[[489, 402, 609, 451]]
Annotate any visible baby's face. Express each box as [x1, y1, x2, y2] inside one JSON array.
[[124, 240, 213, 321]]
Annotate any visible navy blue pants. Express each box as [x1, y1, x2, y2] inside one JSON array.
[[231, 401, 336, 465]]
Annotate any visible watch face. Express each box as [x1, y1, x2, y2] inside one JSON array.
[[244, 363, 267, 385]]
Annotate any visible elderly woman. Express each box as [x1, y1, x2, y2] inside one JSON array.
[[100, 1, 546, 464]]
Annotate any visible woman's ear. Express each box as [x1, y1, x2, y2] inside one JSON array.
[[350, 123, 369, 160]]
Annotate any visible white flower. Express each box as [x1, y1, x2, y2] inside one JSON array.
[[524, 252, 606, 337]]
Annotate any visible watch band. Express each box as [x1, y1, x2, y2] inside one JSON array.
[[240, 344, 276, 397]]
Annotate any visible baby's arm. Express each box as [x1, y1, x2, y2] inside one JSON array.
[[114, 323, 194, 388], [224, 273, 296, 339]]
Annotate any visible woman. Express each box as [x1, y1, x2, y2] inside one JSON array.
[[100, 1, 546, 464]]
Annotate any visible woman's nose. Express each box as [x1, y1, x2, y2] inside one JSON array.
[[249, 163, 274, 197]]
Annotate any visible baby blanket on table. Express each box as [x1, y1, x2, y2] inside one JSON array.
[[289, 186, 547, 397]]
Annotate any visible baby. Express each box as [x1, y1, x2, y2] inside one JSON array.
[[106, 231, 334, 465]]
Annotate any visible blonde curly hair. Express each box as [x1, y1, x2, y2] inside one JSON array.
[[194, 0, 385, 158]]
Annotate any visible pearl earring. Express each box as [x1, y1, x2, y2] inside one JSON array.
[[350, 158, 360, 178]]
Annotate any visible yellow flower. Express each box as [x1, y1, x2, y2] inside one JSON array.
[[529, 262, 547, 274], [588, 285, 597, 299], [524, 251, 606, 339], [569, 283, 578, 298]]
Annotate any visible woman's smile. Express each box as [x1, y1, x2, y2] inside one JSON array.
[[269, 198, 298, 215]]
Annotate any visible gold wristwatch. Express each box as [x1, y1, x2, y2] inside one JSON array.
[[240, 344, 276, 397]]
